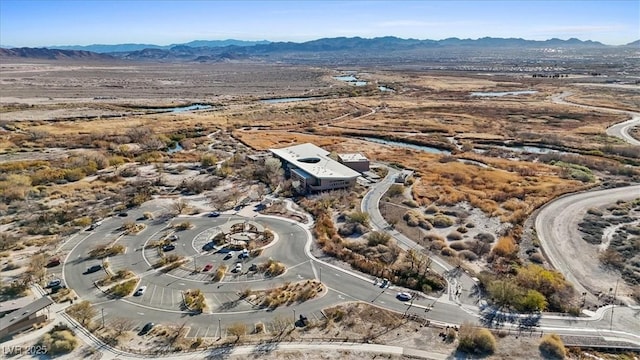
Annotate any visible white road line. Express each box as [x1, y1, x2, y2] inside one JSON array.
[[203, 326, 210, 338], [148, 284, 157, 302], [160, 287, 165, 305], [287, 260, 311, 271]]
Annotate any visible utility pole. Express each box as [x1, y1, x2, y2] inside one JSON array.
[[610, 279, 618, 331]]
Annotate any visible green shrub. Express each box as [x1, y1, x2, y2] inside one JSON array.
[[346, 211, 369, 226], [109, 279, 137, 297], [431, 215, 454, 228]]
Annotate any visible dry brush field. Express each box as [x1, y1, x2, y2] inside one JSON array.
[[1, 60, 639, 312]]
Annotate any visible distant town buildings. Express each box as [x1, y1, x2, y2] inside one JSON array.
[[269, 143, 365, 193]]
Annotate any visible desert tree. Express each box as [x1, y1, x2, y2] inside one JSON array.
[[172, 199, 188, 215], [227, 322, 247, 342], [26, 253, 48, 284], [67, 301, 97, 326], [110, 317, 134, 335]]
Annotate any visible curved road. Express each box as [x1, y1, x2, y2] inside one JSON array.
[[57, 204, 479, 339], [535, 185, 640, 304], [551, 91, 640, 146]]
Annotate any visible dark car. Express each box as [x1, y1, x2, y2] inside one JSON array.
[[248, 263, 258, 272], [86, 264, 102, 273], [46, 258, 61, 268], [162, 244, 176, 252], [202, 242, 216, 251], [139, 322, 154, 335], [208, 211, 220, 217], [47, 279, 62, 288], [117, 212, 128, 217]]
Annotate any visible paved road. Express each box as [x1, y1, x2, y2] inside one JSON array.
[[361, 166, 479, 306], [551, 91, 640, 146], [55, 204, 479, 339], [535, 185, 640, 304], [45, 179, 639, 349]]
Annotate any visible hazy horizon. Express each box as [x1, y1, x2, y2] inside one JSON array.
[[1, 0, 638, 47]]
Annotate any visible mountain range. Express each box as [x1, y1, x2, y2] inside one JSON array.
[[1, 36, 637, 63]]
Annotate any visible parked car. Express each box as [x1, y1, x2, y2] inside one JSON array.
[[203, 264, 213, 272], [234, 262, 242, 272], [239, 249, 249, 259], [162, 244, 176, 252], [168, 234, 179, 242], [208, 211, 220, 217], [86, 264, 102, 274], [224, 251, 234, 260], [46, 258, 61, 268], [396, 292, 412, 301], [117, 212, 128, 217], [134, 286, 147, 296], [139, 322, 154, 335], [47, 279, 62, 288], [380, 278, 389, 288], [248, 263, 258, 272]]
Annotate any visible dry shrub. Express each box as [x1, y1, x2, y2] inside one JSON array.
[[457, 323, 496, 355], [38, 325, 78, 355], [441, 247, 457, 257], [475, 232, 495, 243], [529, 252, 545, 264], [449, 241, 468, 251], [539, 333, 566, 359], [424, 204, 439, 214], [458, 250, 478, 261], [447, 231, 463, 240], [431, 214, 454, 228], [403, 210, 421, 227], [492, 236, 517, 258]]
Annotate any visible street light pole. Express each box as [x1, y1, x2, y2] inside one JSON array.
[[293, 308, 296, 328], [218, 318, 222, 339], [319, 267, 322, 283], [610, 279, 618, 331]]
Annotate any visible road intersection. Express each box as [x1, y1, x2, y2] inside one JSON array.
[[43, 183, 639, 348]]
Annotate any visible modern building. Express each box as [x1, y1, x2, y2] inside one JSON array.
[[269, 143, 361, 193], [0, 296, 53, 338], [338, 153, 370, 173]]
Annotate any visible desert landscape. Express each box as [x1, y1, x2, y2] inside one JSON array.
[[1, 40, 639, 359]]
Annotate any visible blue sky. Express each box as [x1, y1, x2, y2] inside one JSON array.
[[1, 0, 638, 47]]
